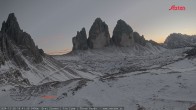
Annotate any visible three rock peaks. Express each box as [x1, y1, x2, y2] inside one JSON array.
[[72, 18, 146, 50], [1, 13, 195, 64]]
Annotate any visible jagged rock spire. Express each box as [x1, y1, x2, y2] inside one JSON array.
[[1, 13, 21, 34], [112, 19, 134, 47], [71, 18, 148, 51], [72, 28, 88, 50], [0, 13, 43, 69], [88, 18, 110, 49]]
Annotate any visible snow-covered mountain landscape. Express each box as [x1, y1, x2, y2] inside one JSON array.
[[0, 13, 196, 110]]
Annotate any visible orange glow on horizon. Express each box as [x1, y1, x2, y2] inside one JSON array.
[[46, 49, 71, 55], [46, 32, 196, 55], [153, 37, 165, 43]]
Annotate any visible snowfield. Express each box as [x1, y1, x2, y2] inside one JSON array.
[[0, 46, 196, 110]]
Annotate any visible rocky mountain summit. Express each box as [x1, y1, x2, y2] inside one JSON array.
[[72, 18, 150, 51], [133, 32, 146, 46], [112, 19, 134, 47], [0, 13, 95, 85], [72, 28, 88, 50], [164, 33, 196, 48], [88, 18, 110, 49], [0, 13, 43, 70]]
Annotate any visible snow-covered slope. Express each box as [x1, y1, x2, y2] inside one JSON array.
[[1, 13, 196, 110], [0, 54, 97, 85], [0, 13, 97, 85], [54, 44, 169, 76], [0, 47, 196, 110]]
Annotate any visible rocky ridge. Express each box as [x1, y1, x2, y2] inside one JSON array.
[[72, 18, 154, 51], [0, 13, 95, 85], [0, 13, 43, 69], [164, 33, 196, 48]]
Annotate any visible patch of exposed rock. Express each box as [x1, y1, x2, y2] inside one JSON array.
[[133, 32, 146, 46]]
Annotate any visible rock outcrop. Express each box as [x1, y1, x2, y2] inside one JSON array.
[[112, 20, 134, 47], [1, 13, 21, 42], [0, 32, 29, 69], [189, 104, 196, 110], [88, 18, 110, 49], [72, 28, 88, 50], [0, 13, 43, 69], [164, 33, 196, 48], [0, 69, 30, 86], [185, 47, 196, 57], [133, 32, 146, 46]]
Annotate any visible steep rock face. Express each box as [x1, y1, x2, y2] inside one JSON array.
[[164, 33, 196, 48], [112, 20, 134, 47], [72, 28, 88, 50], [0, 33, 5, 65], [1, 13, 21, 42], [0, 51, 4, 65], [0, 32, 29, 69], [133, 32, 146, 46], [0, 13, 43, 65], [88, 18, 110, 49]]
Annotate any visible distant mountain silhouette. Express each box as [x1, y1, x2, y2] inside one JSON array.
[[72, 18, 158, 51], [164, 33, 196, 48]]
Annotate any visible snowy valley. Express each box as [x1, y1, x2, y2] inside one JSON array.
[[0, 13, 196, 110]]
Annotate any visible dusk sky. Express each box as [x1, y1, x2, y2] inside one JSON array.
[[0, 0, 196, 55]]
